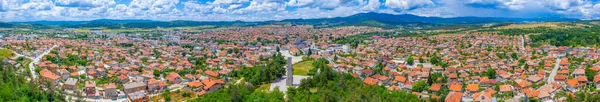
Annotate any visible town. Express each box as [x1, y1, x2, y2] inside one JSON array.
[[1, 23, 599, 102]]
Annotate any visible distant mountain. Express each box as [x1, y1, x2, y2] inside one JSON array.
[[278, 12, 578, 27], [4, 12, 580, 29]]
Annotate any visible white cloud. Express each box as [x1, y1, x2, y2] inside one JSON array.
[[55, 0, 116, 8], [385, 0, 435, 11], [361, 0, 380, 11], [233, 0, 285, 14], [0, 0, 599, 22], [286, 0, 314, 6], [211, 0, 250, 5]]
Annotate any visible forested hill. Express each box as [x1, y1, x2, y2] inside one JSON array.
[[6, 12, 579, 29]]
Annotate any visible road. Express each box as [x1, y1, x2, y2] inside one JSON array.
[[520, 36, 525, 53], [280, 50, 303, 64], [29, 45, 57, 80], [547, 57, 561, 84]]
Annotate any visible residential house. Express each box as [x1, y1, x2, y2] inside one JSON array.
[[84, 81, 97, 98], [104, 83, 118, 98], [123, 81, 147, 93], [64, 78, 78, 90], [445, 92, 463, 102], [201, 78, 225, 92], [40, 69, 60, 84], [473, 91, 492, 102], [566, 79, 580, 92], [167, 72, 182, 84]]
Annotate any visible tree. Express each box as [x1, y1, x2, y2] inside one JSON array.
[[141, 57, 149, 63], [163, 89, 171, 102], [412, 80, 428, 92], [585, 66, 597, 81], [407, 55, 414, 65], [429, 55, 441, 65], [153, 70, 160, 77], [482, 68, 497, 79]]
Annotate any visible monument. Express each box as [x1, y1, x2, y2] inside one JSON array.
[[287, 57, 293, 86]]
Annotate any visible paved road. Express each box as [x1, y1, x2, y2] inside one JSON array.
[[547, 57, 561, 84], [29, 45, 57, 80], [520, 36, 525, 53], [280, 50, 303, 64]]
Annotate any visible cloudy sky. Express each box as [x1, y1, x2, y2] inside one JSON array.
[[0, 0, 599, 22]]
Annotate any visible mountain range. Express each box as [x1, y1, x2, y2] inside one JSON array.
[[2, 12, 580, 29]]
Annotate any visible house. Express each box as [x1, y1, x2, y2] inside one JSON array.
[[205, 70, 219, 78], [527, 75, 544, 83], [555, 75, 567, 83], [201, 78, 225, 92], [147, 78, 160, 93], [429, 83, 442, 94], [58, 69, 70, 80], [362, 69, 374, 76], [449, 84, 462, 92], [515, 79, 532, 90], [394, 75, 407, 86], [64, 78, 78, 90], [363, 77, 379, 86], [466, 84, 479, 94], [573, 68, 585, 78], [118, 74, 129, 83], [595, 75, 600, 89], [127, 90, 149, 102], [104, 83, 118, 98], [559, 58, 569, 66], [123, 81, 147, 93], [40, 69, 60, 84], [566, 79, 580, 92], [188, 80, 203, 91], [537, 84, 559, 101], [499, 85, 513, 94], [84, 81, 97, 98], [473, 91, 492, 102], [445, 92, 463, 102], [167, 72, 182, 84]]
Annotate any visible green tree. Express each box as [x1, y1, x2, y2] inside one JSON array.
[[407, 55, 414, 65], [412, 80, 428, 92]]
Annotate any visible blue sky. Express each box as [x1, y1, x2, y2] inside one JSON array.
[[0, 0, 599, 21]]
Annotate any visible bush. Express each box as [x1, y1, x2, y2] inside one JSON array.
[[34, 67, 42, 74], [182, 92, 191, 97]]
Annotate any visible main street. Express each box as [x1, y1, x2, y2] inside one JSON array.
[[29, 45, 58, 81], [547, 57, 561, 84]]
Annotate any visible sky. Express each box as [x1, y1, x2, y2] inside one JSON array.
[[0, 0, 599, 22]]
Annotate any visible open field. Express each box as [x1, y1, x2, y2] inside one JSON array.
[[0, 48, 14, 60], [150, 89, 197, 102], [493, 22, 590, 29], [292, 60, 314, 75], [255, 83, 272, 92]]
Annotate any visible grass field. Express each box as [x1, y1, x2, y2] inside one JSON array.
[[493, 22, 589, 29], [292, 60, 314, 75], [255, 83, 272, 92], [0, 48, 15, 60], [150, 89, 198, 102]]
